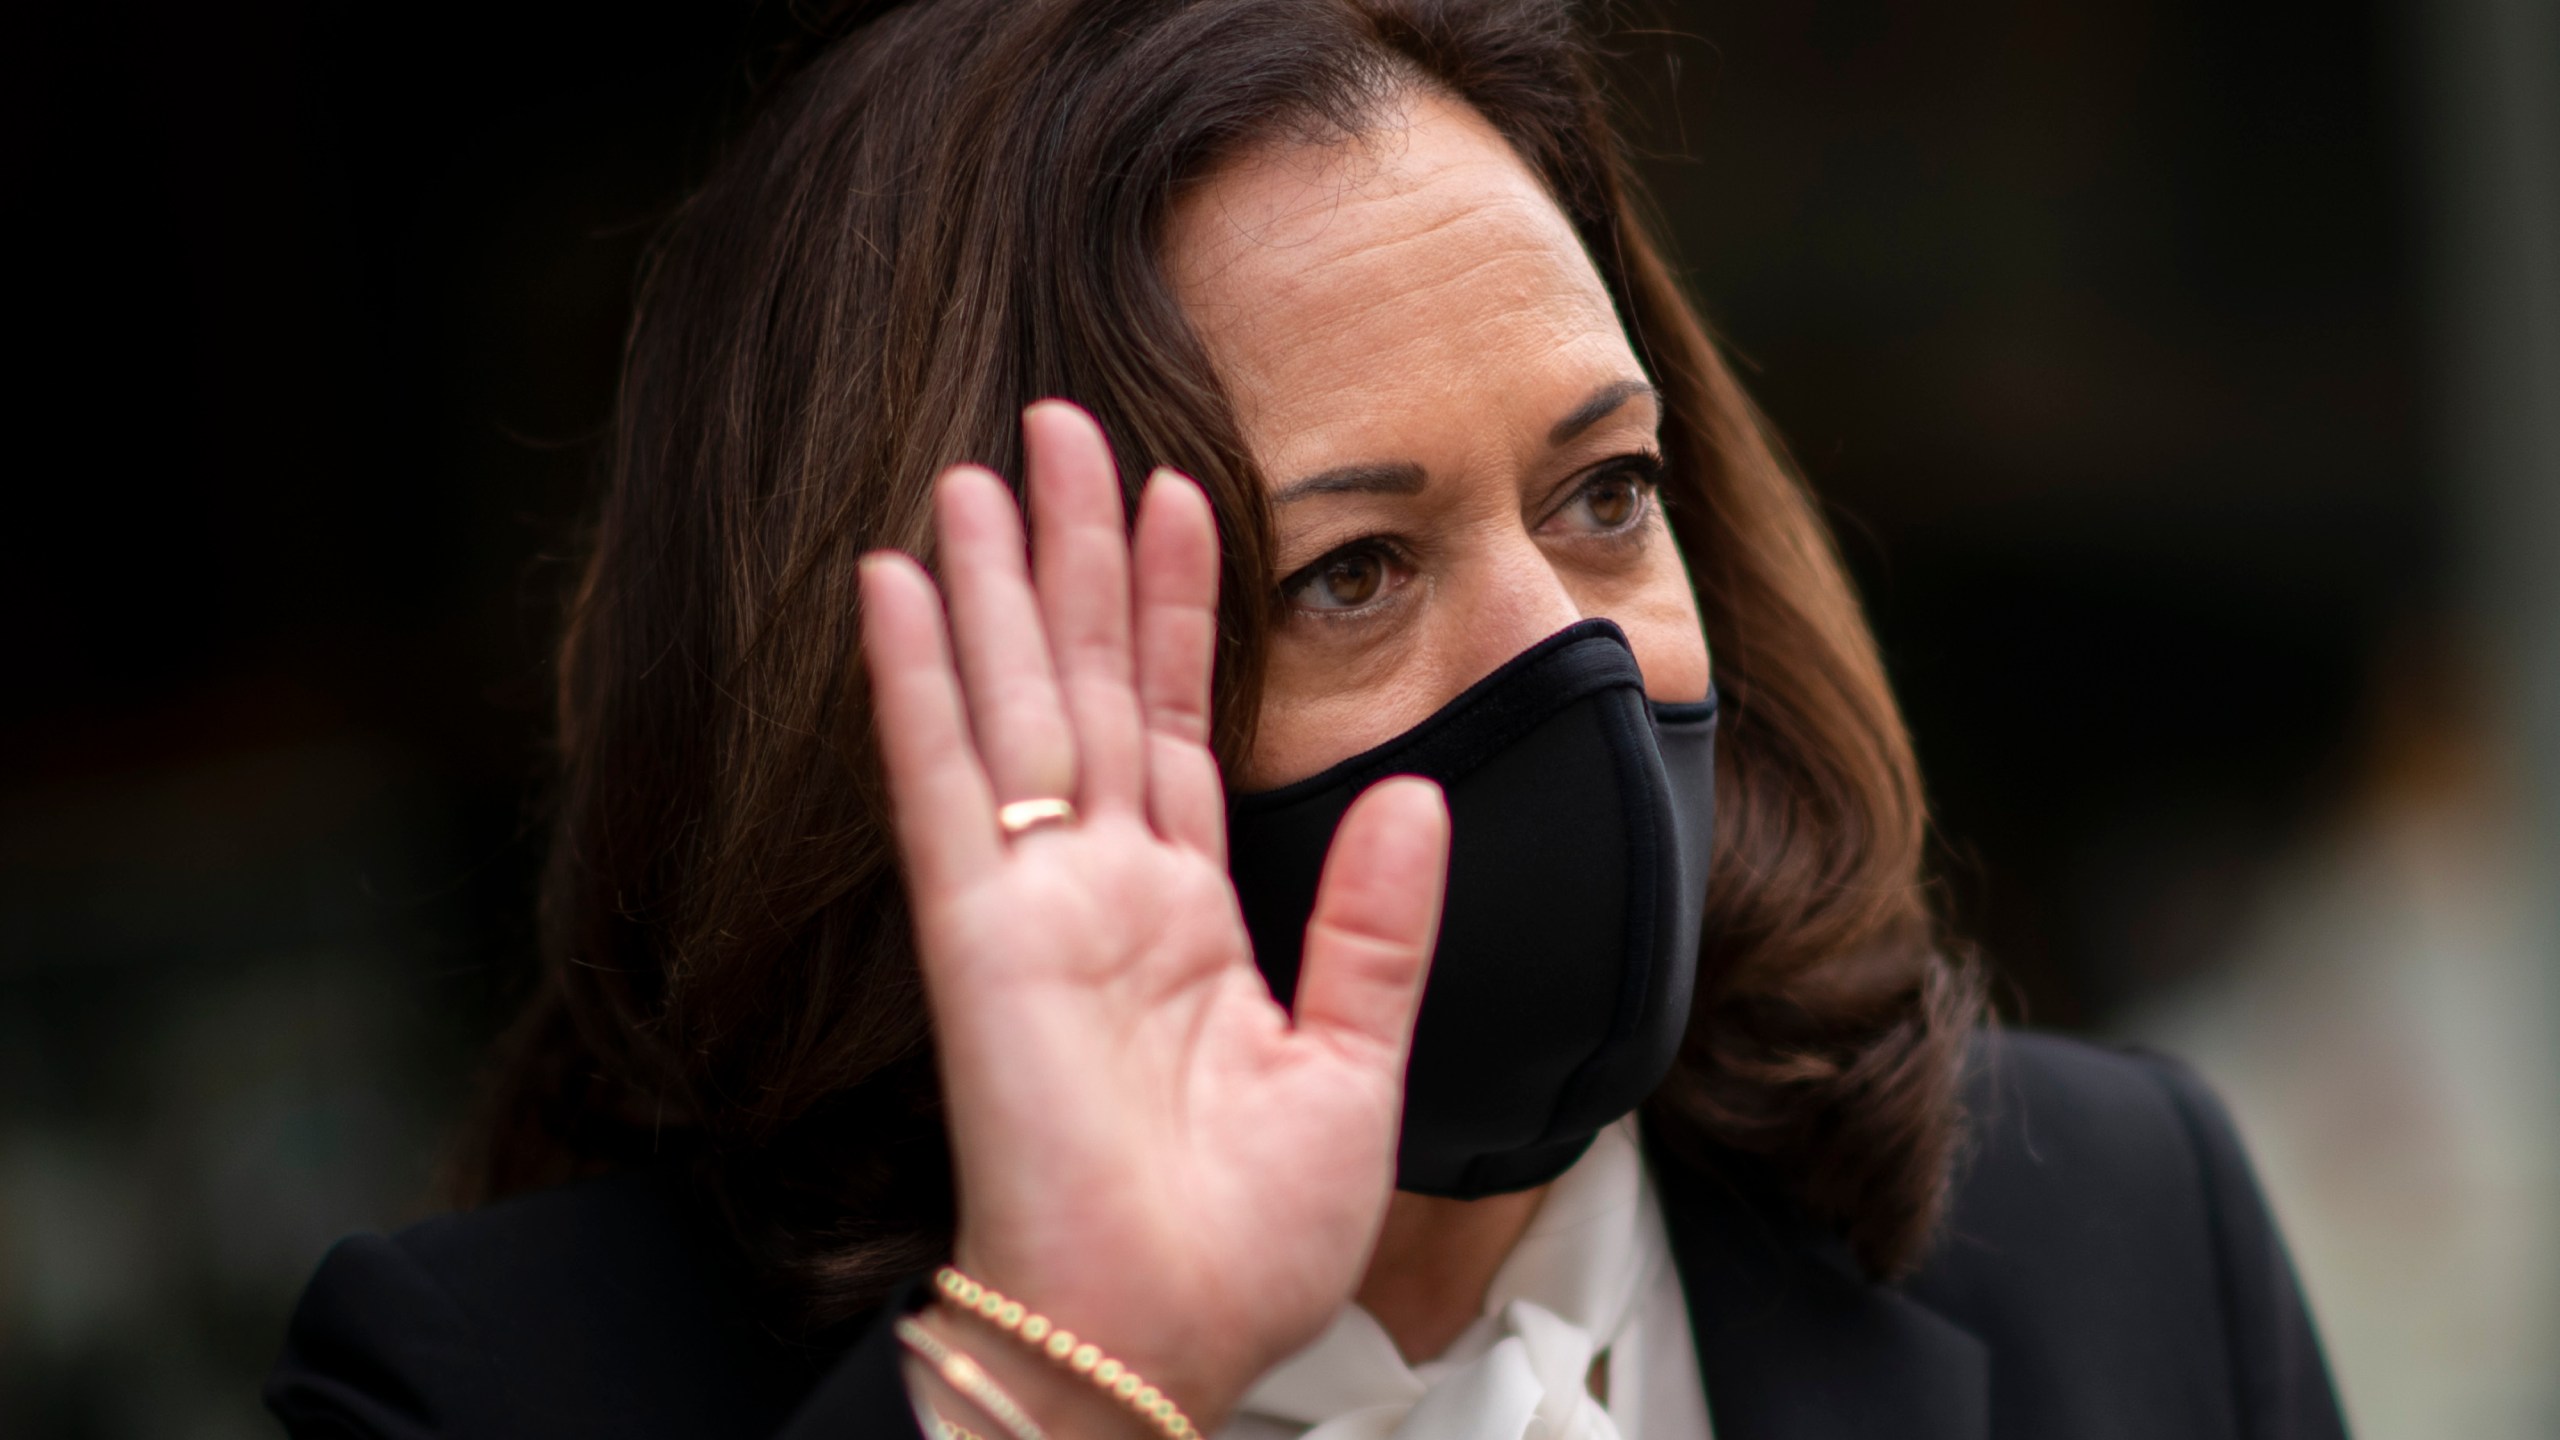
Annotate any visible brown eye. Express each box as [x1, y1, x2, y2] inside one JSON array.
[[1584, 477, 1639, 528], [1282, 542, 1403, 614], [1312, 551, 1384, 607], [1548, 458, 1661, 538]]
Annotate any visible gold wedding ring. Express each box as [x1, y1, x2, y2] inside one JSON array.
[[995, 797, 1078, 839]]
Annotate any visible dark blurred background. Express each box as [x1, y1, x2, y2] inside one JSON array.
[[6, 2, 2553, 1435]]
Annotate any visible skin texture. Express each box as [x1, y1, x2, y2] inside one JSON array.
[[862, 90, 1708, 1436]]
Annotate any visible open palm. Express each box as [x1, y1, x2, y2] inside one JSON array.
[[858, 402, 1450, 1421]]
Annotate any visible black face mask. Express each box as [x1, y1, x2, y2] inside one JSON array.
[[1225, 619, 1718, 1198]]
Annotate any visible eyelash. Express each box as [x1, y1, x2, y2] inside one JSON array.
[[1276, 537, 1414, 623], [1560, 452, 1668, 548], [1277, 452, 1667, 620]]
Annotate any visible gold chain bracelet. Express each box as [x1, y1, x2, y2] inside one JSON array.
[[934, 1266, 1200, 1440], [896, 1317, 1050, 1440]]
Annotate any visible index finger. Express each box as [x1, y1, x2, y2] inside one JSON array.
[[1292, 777, 1450, 1068]]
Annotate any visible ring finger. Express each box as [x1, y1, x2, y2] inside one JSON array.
[[1024, 401, 1148, 820], [935, 464, 1078, 808]]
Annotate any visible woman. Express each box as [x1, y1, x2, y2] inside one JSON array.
[[267, 1, 2349, 1437]]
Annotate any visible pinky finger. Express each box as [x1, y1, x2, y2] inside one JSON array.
[[859, 552, 1003, 899]]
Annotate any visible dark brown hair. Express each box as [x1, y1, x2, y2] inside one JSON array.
[[453, 0, 1984, 1325]]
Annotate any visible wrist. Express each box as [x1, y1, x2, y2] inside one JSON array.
[[929, 1256, 1251, 1436], [908, 1302, 1164, 1440]]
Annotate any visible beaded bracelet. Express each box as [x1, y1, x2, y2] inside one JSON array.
[[934, 1265, 1201, 1440], [896, 1317, 1051, 1440]]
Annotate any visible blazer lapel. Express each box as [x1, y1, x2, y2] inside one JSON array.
[[1644, 1127, 1989, 1440]]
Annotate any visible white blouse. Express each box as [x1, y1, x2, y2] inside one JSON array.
[[1218, 1118, 1715, 1440]]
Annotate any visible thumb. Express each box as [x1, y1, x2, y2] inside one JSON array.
[[1291, 776, 1450, 1068]]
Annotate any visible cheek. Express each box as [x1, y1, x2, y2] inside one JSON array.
[[1571, 534, 1710, 705], [1237, 641, 1450, 791], [1629, 610, 1712, 705]]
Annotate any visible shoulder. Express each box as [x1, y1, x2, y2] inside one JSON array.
[[265, 1169, 842, 1438], [1927, 1027, 2277, 1271], [1907, 1029, 2344, 1438], [1944, 1027, 2240, 1229]]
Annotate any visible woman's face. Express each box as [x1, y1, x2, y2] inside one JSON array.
[[1167, 89, 1711, 791]]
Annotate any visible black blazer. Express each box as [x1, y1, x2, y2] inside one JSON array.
[[266, 1031, 2350, 1438]]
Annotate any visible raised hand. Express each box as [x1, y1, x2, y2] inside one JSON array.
[[857, 401, 1450, 1431]]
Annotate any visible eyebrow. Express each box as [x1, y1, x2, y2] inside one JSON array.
[[1268, 378, 1660, 505], [1270, 460, 1427, 507], [1548, 378, 1659, 447]]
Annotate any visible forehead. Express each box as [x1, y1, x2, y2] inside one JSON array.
[[1163, 90, 1637, 478]]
